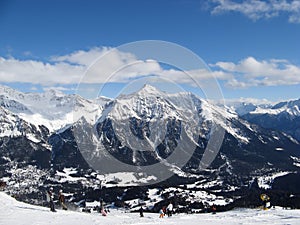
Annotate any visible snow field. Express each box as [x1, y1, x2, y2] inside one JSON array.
[[1, 192, 300, 225]]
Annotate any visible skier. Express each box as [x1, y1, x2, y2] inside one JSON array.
[[211, 204, 217, 214], [159, 208, 164, 218], [139, 206, 144, 217], [260, 194, 270, 210], [99, 198, 104, 212], [46, 187, 56, 212], [166, 202, 173, 217], [0, 180, 6, 191], [58, 189, 67, 210], [98, 198, 107, 216], [101, 208, 107, 216]]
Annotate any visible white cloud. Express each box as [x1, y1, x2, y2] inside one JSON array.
[[110, 64, 231, 85], [213, 56, 300, 88], [51, 47, 113, 66], [0, 47, 225, 87], [0, 47, 153, 85], [209, 0, 300, 23], [0, 57, 85, 85], [1, 47, 299, 90]]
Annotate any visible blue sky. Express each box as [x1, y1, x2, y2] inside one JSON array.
[[0, 0, 300, 102]]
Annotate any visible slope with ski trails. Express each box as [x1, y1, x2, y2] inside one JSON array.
[[1, 192, 300, 225]]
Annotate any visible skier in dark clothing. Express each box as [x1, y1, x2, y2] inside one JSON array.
[[211, 204, 217, 214], [58, 189, 67, 210], [46, 187, 56, 212], [99, 198, 104, 212], [139, 206, 144, 217]]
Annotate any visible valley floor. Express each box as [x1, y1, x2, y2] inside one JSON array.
[[0, 192, 300, 225]]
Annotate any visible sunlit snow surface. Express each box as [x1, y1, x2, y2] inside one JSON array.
[[1, 192, 300, 225]]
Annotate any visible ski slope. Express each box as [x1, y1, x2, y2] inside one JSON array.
[[1, 192, 300, 225]]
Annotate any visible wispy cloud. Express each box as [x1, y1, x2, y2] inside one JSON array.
[[51, 47, 112, 66], [43, 86, 76, 92], [209, 0, 300, 23], [212, 56, 300, 88]]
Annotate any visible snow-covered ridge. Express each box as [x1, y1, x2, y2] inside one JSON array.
[[99, 84, 248, 143], [225, 97, 300, 117], [249, 99, 300, 117], [0, 107, 24, 137], [1, 84, 299, 144], [0, 85, 106, 132], [0, 84, 251, 143], [114, 85, 196, 118], [0, 106, 45, 141]]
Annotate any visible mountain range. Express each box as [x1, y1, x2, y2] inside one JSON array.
[[0, 84, 299, 210]]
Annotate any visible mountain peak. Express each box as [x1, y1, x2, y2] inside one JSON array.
[[135, 84, 163, 96], [140, 84, 160, 92]]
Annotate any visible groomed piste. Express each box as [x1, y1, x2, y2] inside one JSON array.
[[1, 192, 300, 225]]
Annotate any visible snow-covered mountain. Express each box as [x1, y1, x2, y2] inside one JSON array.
[[1, 85, 300, 211], [237, 99, 300, 142], [46, 85, 300, 209], [93, 85, 255, 170], [0, 85, 109, 201], [0, 85, 106, 132], [216, 98, 271, 116]]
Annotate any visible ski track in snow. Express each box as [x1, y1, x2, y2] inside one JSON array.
[[1, 192, 300, 225]]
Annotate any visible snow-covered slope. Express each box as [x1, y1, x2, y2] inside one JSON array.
[[221, 98, 300, 118], [50, 85, 300, 176], [97, 84, 248, 150], [96, 84, 297, 161], [1, 192, 300, 225], [0, 106, 48, 143], [0, 106, 26, 138], [0, 85, 106, 132], [220, 98, 271, 116], [247, 99, 300, 117], [240, 99, 300, 142]]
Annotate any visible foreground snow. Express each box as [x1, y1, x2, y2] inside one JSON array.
[[1, 192, 300, 225]]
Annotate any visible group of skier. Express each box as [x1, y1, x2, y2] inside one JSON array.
[[138, 202, 174, 218], [159, 202, 174, 218], [46, 187, 67, 212], [138, 203, 175, 218], [48, 187, 276, 217], [43, 187, 273, 217]]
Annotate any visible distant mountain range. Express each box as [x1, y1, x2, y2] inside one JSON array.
[[223, 97, 300, 142], [0, 84, 299, 210]]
